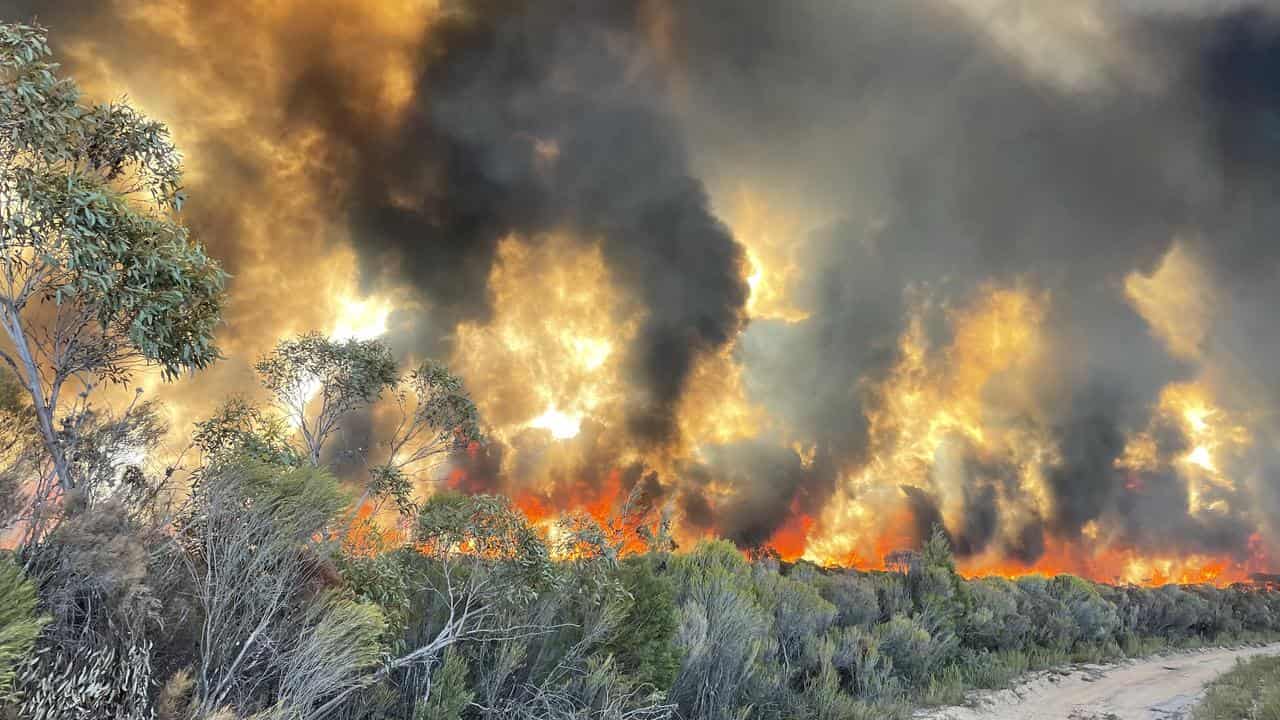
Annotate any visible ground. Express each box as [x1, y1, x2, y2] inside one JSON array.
[[917, 643, 1280, 720]]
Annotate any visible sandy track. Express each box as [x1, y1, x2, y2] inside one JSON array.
[[917, 643, 1280, 720]]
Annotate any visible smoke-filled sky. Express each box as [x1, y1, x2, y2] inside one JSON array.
[[9, 0, 1280, 583]]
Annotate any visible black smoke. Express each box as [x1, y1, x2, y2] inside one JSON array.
[[7, 0, 1280, 567], [329, 3, 748, 445], [667, 0, 1280, 560]]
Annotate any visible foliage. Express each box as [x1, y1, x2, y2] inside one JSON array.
[[192, 395, 303, 468], [13, 639, 154, 720], [962, 577, 1030, 651], [875, 614, 940, 687], [0, 22, 225, 491], [604, 556, 682, 691], [667, 540, 770, 720], [1048, 574, 1119, 644], [255, 333, 397, 466], [413, 650, 472, 720], [814, 571, 881, 629], [1193, 654, 1280, 720], [270, 595, 385, 719], [415, 492, 553, 601], [372, 360, 481, 514], [181, 457, 359, 718], [0, 557, 46, 698]]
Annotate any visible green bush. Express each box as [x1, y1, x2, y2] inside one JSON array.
[[875, 614, 938, 687], [414, 651, 472, 720], [0, 558, 46, 698], [815, 572, 881, 629], [1048, 575, 1119, 645], [958, 648, 1030, 689], [961, 577, 1030, 651], [829, 625, 899, 701], [1015, 575, 1078, 649], [668, 541, 770, 720], [606, 556, 683, 690]]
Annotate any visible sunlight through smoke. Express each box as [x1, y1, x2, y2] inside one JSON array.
[[528, 406, 584, 440]]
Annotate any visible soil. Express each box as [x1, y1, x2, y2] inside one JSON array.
[[916, 642, 1280, 720]]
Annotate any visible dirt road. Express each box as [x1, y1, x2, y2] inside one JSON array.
[[918, 643, 1280, 720]]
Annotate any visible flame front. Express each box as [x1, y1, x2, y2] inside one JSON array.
[[39, 0, 1280, 586]]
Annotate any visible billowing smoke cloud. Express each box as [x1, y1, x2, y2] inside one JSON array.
[[293, 2, 748, 445], [5, 0, 1280, 579], [664, 0, 1280, 569]]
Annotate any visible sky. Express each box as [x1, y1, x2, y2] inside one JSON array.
[[6, 0, 1280, 583]]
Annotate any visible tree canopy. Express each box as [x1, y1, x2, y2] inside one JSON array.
[[0, 23, 226, 490]]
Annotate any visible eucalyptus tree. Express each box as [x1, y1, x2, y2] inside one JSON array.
[[254, 332, 398, 467], [0, 23, 226, 491], [369, 359, 481, 513]]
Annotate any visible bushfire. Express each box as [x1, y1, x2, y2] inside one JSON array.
[[29, 0, 1280, 588]]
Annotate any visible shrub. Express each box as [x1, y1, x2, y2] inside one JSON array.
[[872, 572, 913, 622], [14, 640, 153, 720], [756, 570, 837, 676], [184, 457, 371, 718], [0, 558, 46, 698], [1049, 575, 1119, 645], [606, 556, 682, 690], [875, 614, 939, 687], [1138, 585, 1206, 640], [668, 541, 770, 720], [816, 572, 881, 629], [797, 634, 864, 720], [414, 651, 472, 720], [1015, 575, 1078, 649], [829, 626, 899, 701], [961, 577, 1030, 651]]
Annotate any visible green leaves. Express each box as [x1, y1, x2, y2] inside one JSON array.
[[257, 333, 398, 411], [0, 556, 48, 698], [404, 359, 482, 450], [232, 457, 350, 539], [415, 492, 554, 603], [255, 333, 398, 464], [412, 651, 472, 720], [192, 396, 304, 467], [0, 22, 225, 489]]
